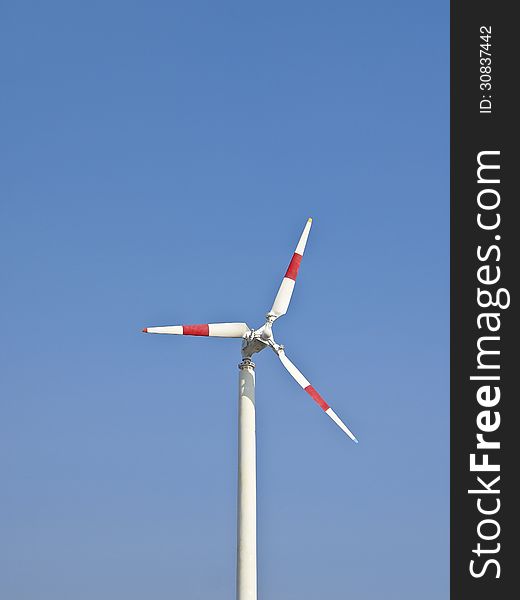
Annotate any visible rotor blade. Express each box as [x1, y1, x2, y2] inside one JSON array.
[[269, 218, 312, 320], [277, 349, 358, 443], [142, 323, 250, 338]]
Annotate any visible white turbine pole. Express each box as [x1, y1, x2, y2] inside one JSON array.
[[237, 357, 257, 600]]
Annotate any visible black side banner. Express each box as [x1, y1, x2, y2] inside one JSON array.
[[451, 1, 518, 598]]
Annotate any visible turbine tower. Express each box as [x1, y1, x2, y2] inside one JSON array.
[[142, 218, 357, 600]]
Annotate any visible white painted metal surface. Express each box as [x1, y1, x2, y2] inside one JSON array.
[[237, 359, 257, 600], [277, 349, 358, 443], [143, 323, 250, 337], [269, 218, 312, 319], [209, 323, 250, 337], [142, 218, 360, 600], [325, 407, 358, 442], [278, 350, 310, 387], [294, 217, 312, 255], [270, 278, 296, 318], [144, 325, 183, 335]]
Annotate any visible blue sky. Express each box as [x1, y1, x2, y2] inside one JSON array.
[[1, 2, 448, 598]]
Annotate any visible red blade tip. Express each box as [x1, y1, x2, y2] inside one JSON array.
[[142, 328, 148, 333]]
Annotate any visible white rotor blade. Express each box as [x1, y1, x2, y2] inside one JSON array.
[[269, 218, 312, 320], [277, 350, 358, 443], [142, 322, 250, 338]]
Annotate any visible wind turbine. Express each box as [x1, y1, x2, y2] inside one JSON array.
[[142, 218, 358, 600]]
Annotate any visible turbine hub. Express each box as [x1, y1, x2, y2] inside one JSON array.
[[259, 321, 273, 340], [241, 321, 276, 358]]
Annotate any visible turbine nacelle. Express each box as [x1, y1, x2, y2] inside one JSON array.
[[241, 320, 277, 358]]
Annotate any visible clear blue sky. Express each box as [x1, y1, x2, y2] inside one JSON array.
[[1, 2, 448, 598]]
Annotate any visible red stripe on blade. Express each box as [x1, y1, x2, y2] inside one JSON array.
[[183, 324, 209, 336], [305, 385, 330, 411], [285, 253, 302, 281]]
